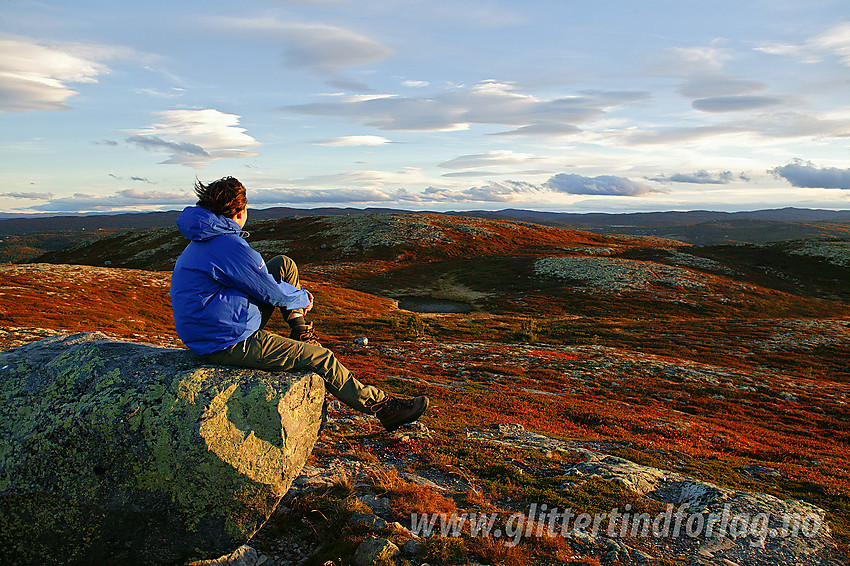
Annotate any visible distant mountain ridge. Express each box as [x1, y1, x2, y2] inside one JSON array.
[[468, 206, 850, 225], [2, 206, 849, 236], [0, 208, 404, 235]]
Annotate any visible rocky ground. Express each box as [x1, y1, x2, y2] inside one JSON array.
[[199, 400, 846, 566], [184, 333, 850, 566], [1, 320, 848, 565], [3, 326, 847, 565]]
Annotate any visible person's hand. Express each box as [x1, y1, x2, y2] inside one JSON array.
[[304, 289, 314, 312]]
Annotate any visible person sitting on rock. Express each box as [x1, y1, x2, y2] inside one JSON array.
[[170, 176, 429, 432]]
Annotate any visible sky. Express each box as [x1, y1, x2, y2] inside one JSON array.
[[1, 0, 850, 215]]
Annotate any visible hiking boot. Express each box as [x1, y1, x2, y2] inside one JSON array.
[[289, 321, 322, 346], [372, 395, 430, 432]]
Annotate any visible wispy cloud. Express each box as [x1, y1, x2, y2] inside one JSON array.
[[488, 123, 582, 137], [419, 180, 542, 203], [314, 135, 391, 146], [545, 173, 665, 196], [440, 171, 503, 178], [678, 77, 768, 99], [757, 21, 850, 67], [0, 191, 54, 199], [248, 171, 663, 206], [650, 170, 742, 184], [27, 189, 194, 212], [116, 189, 189, 200], [279, 24, 393, 70], [210, 17, 394, 90], [0, 36, 158, 113], [654, 46, 732, 74], [286, 80, 648, 134], [250, 187, 396, 204], [108, 173, 154, 183], [771, 159, 850, 189], [126, 135, 209, 157], [0, 37, 105, 112], [248, 181, 540, 205], [813, 21, 850, 66], [619, 109, 850, 145], [430, 3, 522, 28], [692, 95, 785, 113], [21, 168, 667, 211], [126, 109, 261, 168], [438, 150, 544, 170]]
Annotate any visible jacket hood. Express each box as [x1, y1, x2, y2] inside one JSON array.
[[176, 206, 242, 242]]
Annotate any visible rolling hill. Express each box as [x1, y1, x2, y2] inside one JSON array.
[[1, 211, 848, 565], [3, 206, 850, 265]]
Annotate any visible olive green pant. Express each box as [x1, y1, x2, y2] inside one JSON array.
[[203, 255, 386, 413]]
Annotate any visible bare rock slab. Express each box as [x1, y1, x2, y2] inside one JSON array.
[[0, 332, 325, 565]]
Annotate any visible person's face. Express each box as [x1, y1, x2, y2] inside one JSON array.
[[233, 206, 248, 229]]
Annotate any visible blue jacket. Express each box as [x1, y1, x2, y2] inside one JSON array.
[[170, 206, 310, 355]]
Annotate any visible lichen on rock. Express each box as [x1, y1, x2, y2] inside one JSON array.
[[0, 331, 325, 566]]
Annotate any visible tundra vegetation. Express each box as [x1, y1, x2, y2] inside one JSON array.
[[1, 212, 848, 565]]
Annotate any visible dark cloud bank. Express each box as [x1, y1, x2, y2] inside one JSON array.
[[771, 159, 850, 189]]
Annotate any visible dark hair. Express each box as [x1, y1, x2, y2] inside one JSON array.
[[194, 177, 247, 218]]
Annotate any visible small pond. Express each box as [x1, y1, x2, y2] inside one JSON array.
[[397, 296, 473, 313]]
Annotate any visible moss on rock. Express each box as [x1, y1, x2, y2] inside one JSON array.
[[0, 332, 325, 565]]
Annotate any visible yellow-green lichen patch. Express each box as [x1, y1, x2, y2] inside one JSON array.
[[0, 332, 325, 565]]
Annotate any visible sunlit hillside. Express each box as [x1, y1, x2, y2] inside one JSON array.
[[2, 212, 849, 565]]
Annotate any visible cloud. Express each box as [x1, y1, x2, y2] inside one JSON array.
[[692, 95, 785, 113], [0, 37, 157, 113], [756, 22, 850, 67], [116, 189, 191, 200], [0, 37, 105, 112], [430, 3, 522, 28], [619, 109, 850, 145], [657, 46, 790, 117], [0, 191, 54, 199], [109, 173, 153, 183], [126, 135, 209, 157], [93, 139, 119, 146], [27, 189, 195, 212], [286, 80, 648, 134], [440, 171, 503, 178], [315, 135, 391, 146], [650, 170, 739, 184], [654, 46, 731, 74], [211, 17, 393, 90], [402, 80, 429, 88], [489, 123, 582, 136], [438, 150, 543, 170], [244, 171, 664, 207], [250, 187, 395, 204], [279, 24, 393, 71], [678, 77, 768, 99], [248, 180, 542, 205], [126, 109, 261, 168], [421, 181, 542, 202], [812, 21, 850, 66], [770, 159, 850, 189], [545, 173, 665, 196]]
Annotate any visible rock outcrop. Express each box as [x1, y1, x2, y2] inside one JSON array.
[[468, 423, 837, 566], [0, 332, 325, 566]]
